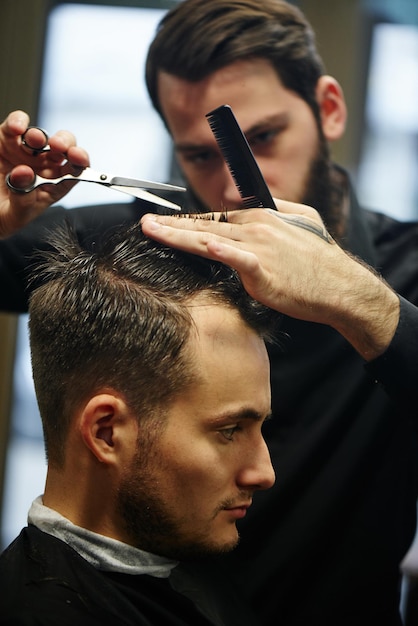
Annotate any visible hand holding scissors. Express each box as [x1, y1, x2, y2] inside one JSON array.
[[6, 126, 185, 212], [0, 111, 90, 237]]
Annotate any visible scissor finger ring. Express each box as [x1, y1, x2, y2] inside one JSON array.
[[21, 126, 51, 155]]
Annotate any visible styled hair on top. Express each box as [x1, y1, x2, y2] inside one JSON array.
[[28, 221, 279, 467], [145, 0, 325, 121]]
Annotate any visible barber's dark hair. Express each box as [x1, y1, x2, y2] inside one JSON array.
[[146, 0, 325, 121], [29, 221, 279, 467]]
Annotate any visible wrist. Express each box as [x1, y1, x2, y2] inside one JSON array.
[[327, 257, 400, 361]]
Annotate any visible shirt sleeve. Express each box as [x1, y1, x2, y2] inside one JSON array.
[[365, 296, 418, 410], [0, 201, 145, 314]]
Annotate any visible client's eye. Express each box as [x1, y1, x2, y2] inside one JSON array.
[[219, 425, 241, 441]]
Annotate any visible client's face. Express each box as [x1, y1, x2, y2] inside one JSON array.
[[117, 302, 275, 559]]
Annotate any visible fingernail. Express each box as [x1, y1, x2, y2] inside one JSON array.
[[142, 215, 161, 230]]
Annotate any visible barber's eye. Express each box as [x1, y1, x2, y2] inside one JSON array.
[[181, 150, 215, 166], [249, 128, 279, 147]]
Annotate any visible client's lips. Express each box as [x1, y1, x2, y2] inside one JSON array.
[[223, 501, 252, 519]]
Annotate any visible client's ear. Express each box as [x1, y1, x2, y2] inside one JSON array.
[[79, 393, 137, 464]]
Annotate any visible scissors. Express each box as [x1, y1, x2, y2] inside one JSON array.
[[6, 126, 185, 212]]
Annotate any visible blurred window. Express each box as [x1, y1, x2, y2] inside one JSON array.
[[357, 22, 418, 221]]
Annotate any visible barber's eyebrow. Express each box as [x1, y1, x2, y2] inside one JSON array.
[[175, 113, 289, 153], [245, 113, 289, 137], [175, 143, 211, 154]]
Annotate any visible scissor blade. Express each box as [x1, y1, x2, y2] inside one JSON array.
[[110, 176, 185, 193], [111, 186, 182, 211]]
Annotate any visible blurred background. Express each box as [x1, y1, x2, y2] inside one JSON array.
[[0, 0, 417, 580]]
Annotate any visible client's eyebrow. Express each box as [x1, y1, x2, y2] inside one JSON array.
[[210, 409, 273, 426]]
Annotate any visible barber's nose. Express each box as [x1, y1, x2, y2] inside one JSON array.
[[221, 162, 244, 209], [238, 438, 276, 491]]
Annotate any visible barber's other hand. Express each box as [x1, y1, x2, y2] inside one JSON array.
[[0, 110, 90, 238], [141, 200, 400, 360]]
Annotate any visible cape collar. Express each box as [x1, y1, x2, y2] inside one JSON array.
[[28, 496, 179, 578]]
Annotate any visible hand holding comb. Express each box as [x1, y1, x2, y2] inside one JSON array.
[[206, 104, 276, 210]]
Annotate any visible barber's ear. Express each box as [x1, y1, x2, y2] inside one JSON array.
[[79, 393, 137, 464], [315, 75, 347, 141]]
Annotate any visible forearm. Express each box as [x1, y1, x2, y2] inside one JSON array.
[[0, 205, 70, 313], [324, 253, 400, 361], [0, 200, 145, 313]]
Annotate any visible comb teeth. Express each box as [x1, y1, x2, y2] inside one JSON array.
[[206, 105, 275, 210], [241, 195, 263, 208]]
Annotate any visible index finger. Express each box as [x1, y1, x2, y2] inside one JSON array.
[[2, 110, 31, 140], [141, 212, 238, 258]]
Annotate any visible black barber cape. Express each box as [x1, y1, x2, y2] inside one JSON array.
[[0, 525, 256, 626]]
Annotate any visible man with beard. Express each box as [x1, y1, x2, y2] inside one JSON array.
[[0, 221, 278, 626], [0, 1, 418, 625]]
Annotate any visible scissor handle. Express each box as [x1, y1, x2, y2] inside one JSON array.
[[5, 173, 38, 194], [21, 126, 51, 155], [6, 171, 84, 194], [4, 165, 110, 194], [5, 126, 53, 192]]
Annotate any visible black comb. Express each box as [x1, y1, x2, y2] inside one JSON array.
[[206, 104, 276, 210]]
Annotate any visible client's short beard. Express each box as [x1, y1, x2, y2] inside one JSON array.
[[117, 432, 240, 561], [118, 473, 240, 561]]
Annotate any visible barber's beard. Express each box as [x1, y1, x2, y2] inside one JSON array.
[[186, 132, 346, 240], [300, 129, 346, 241]]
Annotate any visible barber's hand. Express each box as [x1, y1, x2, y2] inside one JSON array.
[[0, 110, 90, 238], [141, 200, 400, 360]]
